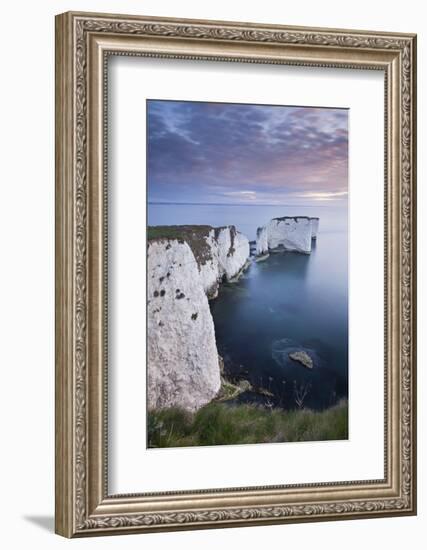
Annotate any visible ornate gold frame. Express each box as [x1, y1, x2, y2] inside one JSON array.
[[55, 11, 417, 538]]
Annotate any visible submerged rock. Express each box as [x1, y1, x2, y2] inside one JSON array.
[[216, 377, 253, 402], [289, 351, 314, 369], [256, 386, 274, 397], [272, 338, 318, 370]]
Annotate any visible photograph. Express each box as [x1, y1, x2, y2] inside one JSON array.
[[146, 99, 349, 448]]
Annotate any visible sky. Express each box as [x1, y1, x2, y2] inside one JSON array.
[[147, 100, 348, 206]]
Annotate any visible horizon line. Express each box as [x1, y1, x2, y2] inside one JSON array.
[[148, 201, 343, 208]]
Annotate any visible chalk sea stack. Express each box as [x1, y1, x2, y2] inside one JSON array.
[[256, 216, 319, 257]]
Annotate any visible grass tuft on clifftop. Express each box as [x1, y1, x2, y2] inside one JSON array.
[[147, 400, 348, 448], [147, 225, 215, 267]]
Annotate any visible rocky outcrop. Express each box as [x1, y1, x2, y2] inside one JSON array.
[[147, 225, 250, 411], [310, 217, 319, 239], [289, 351, 314, 369], [147, 239, 221, 412], [272, 338, 318, 370], [256, 225, 269, 256], [256, 216, 319, 255], [198, 226, 250, 297]]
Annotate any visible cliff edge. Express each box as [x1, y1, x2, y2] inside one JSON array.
[[147, 225, 250, 411]]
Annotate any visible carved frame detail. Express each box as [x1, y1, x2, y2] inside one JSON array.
[[55, 11, 416, 537]]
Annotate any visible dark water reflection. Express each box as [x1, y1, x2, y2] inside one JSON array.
[[210, 233, 348, 411]]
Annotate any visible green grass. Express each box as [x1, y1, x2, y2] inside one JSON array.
[[148, 225, 210, 241], [147, 225, 215, 267], [147, 400, 348, 448]]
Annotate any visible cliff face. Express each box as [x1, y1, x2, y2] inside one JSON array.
[[197, 226, 250, 298], [310, 217, 319, 239], [147, 225, 250, 411], [147, 239, 221, 412], [256, 225, 269, 256], [256, 216, 319, 255]]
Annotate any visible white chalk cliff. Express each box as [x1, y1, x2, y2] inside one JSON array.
[[255, 225, 269, 257], [147, 226, 250, 411], [256, 216, 319, 255], [198, 226, 250, 298], [310, 217, 319, 239]]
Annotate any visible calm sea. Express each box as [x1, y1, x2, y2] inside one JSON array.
[[148, 203, 348, 410]]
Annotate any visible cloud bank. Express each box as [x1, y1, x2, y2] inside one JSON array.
[[147, 100, 348, 205]]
